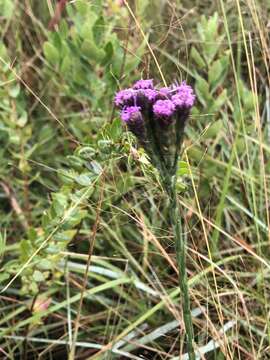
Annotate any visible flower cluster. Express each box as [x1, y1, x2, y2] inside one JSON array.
[[114, 79, 195, 176]]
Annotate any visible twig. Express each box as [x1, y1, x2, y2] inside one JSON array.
[[48, 0, 68, 31]]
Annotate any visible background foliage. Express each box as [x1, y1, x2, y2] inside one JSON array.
[[0, 0, 270, 359]]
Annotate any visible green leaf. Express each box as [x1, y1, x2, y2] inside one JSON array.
[[20, 240, 33, 261], [81, 40, 105, 62], [64, 209, 88, 227], [202, 119, 223, 139], [177, 161, 189, 176], [101, 41, 114, 65], [43, 41, 59, 64], [54, 230, 77, 242], [191, 47, 205, 69], [33, 270, 45, 282], [67, 155, 85, 171], [60, 55, 72, 73], [88, 161, 102, 175], [52, 193, 68, 215], [195, 74, 210, 106], [209, 60, 223, 88], [77, 146, 96, 159], [75, 1, 91, 16], [59, 20, 69, 38], [0, 272, 10, 283], [9, 84, 20, 98], [93, 16, 105, 45], [37, 259, 52, 271], [209, 89, 227, 112], [17, 110, 28, 128], [1, 0, 14, 19], [75, 173, 92, 186]]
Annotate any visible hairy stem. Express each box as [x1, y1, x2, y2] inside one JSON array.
[[166, 179, 195, 360]]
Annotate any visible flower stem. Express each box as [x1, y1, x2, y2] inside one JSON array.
[[166, 179, 196, 360]]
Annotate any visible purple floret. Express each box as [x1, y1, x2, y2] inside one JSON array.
[[133, 79, 154, 90], [171, 82, 196, 108], [121, 106, 142, 123], [153, 99, 176, 118], [115, 88, 136, 107], [138, 88, 157, 102]]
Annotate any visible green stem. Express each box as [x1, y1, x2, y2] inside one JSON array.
[[166, 179, 196, 360]]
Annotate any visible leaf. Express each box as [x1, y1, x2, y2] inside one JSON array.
[[75, 0, 89, 15], [52, 193, 68, 215], [195, 74, 210, 106], [67, 155, 85, 171], [33, 270, 45, 282], [59, 20, 69, 38], [209, 89, 227, 112], [1, 0, 14, 19], [20, 240, 33, 261], [178, 161, 189, 176], [81, 40, 105, 62], [77, 146, 96, 159], [209, 55, 229, 92], [0, 272, 10, 283], [64, 208, 88, 227], [209, 60, 223, 88], [9, 84, 20, 98], [101, 41, 114, 65], [17, 110, 28, 128], [75, 173, 92, 186], [37, 259, 52, 270], [89, 160, 103, 175], [198, 12, 221, 64], [43, 41, 59, 64], [93, 16, 105, 45], [60, 55, 72, 73], [54, 230, 77, 242], [202, 119, 223, 139], [191, 47, 205, 69]]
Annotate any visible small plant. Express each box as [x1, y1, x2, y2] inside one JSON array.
[[115, 79, 196, 359]]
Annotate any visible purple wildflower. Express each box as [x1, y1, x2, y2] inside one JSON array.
[[171, 82, 196, 108], [120, 106, 142, 123], [133, 79, 154, 90], [153, 99, 176, 118], [138, 89, 157, 103], [115, 88, 136, 107]]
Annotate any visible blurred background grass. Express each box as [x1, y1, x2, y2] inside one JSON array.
[[0, 0, 270, 359]]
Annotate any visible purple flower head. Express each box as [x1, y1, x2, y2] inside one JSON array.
[[171, 82, 196, 109], [153, 99, 176, 118], [137, 88, 158, 103], [114, 79, 196, 174], [133, 79, 154, 90], [121, 106, 142, 123], [115, 88, 136, 108]]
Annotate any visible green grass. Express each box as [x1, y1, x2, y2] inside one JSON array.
[[0, 0, 270, 359]]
